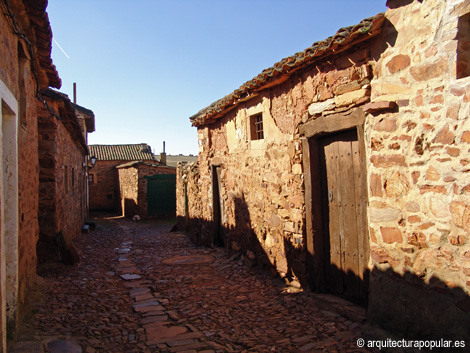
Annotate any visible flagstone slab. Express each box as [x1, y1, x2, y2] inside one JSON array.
[[120, 274, 141, 280], [162, 255, 214, 265], [47, 340, 82, 353], [146, 325, 188, 342]]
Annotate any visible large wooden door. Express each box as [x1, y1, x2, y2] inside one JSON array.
[[147, 175, 176, 217], [318, 129, 369, 303]]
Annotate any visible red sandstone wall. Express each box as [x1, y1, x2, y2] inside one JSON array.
[[182, 0, 470, 341], [38, 100, 88, 241], [89, 161, 122, 211], [118, 164, 176, 218], [55, 118, 87, 240], [118, 167, 139, 217], [364, 0, 470, 339], [192, 44, 372, 281], [0, 0, 48, 343]]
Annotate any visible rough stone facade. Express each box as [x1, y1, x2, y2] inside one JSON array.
[[365, 0, 470, 340], [117, 162, 176, 218], [0, 0, 61, 350], [178, 0, 470, 341], [88, 144, 156, 212], [89, 160, 123, 211], [37, 90, 91, 264]]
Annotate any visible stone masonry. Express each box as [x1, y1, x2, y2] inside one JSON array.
[[178, 0, 470, 341], [117, 162, 176, 218], [0, 0, 62, 350], [37, 89, 90, 264]]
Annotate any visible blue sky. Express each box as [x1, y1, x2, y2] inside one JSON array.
[[47, 1, 387, 156]]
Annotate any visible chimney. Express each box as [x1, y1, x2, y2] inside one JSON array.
[[73, 82, 77, 104], [160, 141, 167, 165]]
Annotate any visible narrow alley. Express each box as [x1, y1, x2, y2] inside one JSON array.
[[11, 216, 379, 353]]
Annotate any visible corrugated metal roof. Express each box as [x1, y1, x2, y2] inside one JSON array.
[[89, 144, 156, 161], [190, 13, 385, 127]]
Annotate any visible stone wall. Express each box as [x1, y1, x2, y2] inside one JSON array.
[[0, 4, 40, 344], [38, 99, 88, 258], [179, 0, 470, 341], [365, 0, 470, 339], [118, 163, 176, 218], [17, 54, 40, 323], [188, 42, 374, 283], [0, 0, 59, 346], [117, 167, 139, 217], [89, 161, 121, 211], [176, 162, 203, 238]]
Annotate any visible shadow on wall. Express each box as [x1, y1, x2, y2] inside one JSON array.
[[177, 195, 470, 343], [122, 198, 137, 218]]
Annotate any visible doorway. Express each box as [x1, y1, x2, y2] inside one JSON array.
[[300, 108, 369, 305], [212, 165, 224, 246], [317, 129, 369, 303]]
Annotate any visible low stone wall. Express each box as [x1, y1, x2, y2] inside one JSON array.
[[118, 163, 176, 218]]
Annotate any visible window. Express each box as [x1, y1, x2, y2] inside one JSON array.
[[250, 113, 264, 140], [457, 12, 470, 79], [89, 174, 94, 183], [107, 193, 113, 200]]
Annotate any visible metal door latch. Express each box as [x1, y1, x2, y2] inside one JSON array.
[[328, 189, 333, 203]]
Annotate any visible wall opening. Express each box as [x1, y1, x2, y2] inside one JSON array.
[[212, 166, 224, 246], [249, 113, 264, 140], [457, 12, 470, 79], [1, 86, 19, 338]]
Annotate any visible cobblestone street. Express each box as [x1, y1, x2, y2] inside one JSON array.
[[11, 215, 380, 353]]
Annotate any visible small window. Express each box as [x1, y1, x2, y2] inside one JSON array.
[[250, 113, 264, 140], [457, 12, 470, 79], [107, 193, 113, 200], [89, 174, 94, 183], [71, 168, 75, 188]]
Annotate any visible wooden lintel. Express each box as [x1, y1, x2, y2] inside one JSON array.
[[300, 108, 365, 138]]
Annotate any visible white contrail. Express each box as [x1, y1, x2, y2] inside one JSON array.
[[53, 38, 70, 59]]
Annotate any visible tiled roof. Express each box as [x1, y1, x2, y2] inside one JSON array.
[[72, 103, 95, 133], [190, 13, 385, 127], [116, 161, 173, 169], [89, 144, 156, 161], [23, 0, 61, 88]]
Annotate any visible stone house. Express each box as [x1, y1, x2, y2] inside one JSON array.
[[178, 0, 470, 341], [117, 161, 176, 218], [36, 89, 95, 264], [88, 144, 157, 212], [0, 0, 62, 350]]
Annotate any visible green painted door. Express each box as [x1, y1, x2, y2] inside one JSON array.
[[146, 175, 176, 217]]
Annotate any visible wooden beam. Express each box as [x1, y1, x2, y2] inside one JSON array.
[[300, 108, 365, 138]]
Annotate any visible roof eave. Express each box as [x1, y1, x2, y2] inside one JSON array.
[[190, 13, 385, 127]]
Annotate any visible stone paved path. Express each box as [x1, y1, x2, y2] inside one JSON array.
[[10, 215, 381, 352]]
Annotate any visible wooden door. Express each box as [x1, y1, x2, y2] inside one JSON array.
[[318, 129, 369, 303], [147, 175, 176, 217]]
